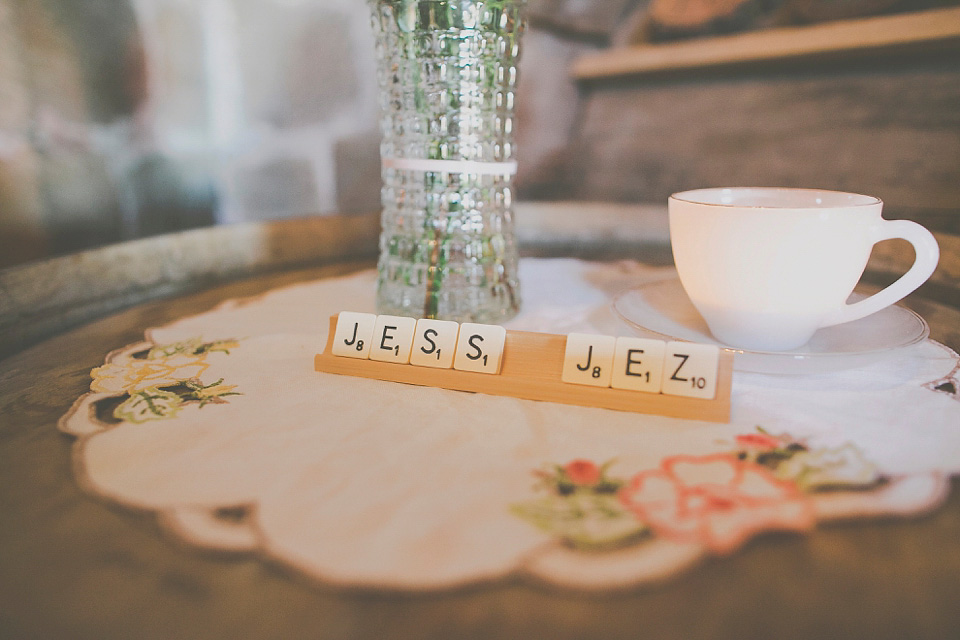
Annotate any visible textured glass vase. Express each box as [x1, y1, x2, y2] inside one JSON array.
[[368, 0, 524, 322]]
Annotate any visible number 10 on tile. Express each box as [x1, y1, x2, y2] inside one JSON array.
[[562, 334, 719, 400]]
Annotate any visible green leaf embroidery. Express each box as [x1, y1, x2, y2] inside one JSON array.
[[511, 494, 648, 551], [147, 337, 240, 359], [114, 388, 183, 423], [513, 459, 646, 550], [180, 378, 242, 407]]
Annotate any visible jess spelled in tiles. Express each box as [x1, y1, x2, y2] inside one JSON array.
[[660, 341, 720, 399], [409, 319, 460, 369], [561, 333, 616, 387], [610, 337, 666, 393], [331, 312, 376, 359], [369, 315, 417, 364], [453, 323, 506, 374]]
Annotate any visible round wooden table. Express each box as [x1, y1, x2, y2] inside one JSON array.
[[2, 207, 959, 640]]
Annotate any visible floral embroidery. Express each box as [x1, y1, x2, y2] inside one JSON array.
[[774, 443, 880, 491], [90, 338, 242, 424], [147, 338, 240, 359], [111, 378, 242, 424], [178, 378, 241, 408], [115, 388, 183, 423], [511, 460, 648, 550], [732, 427, 881, 491], [91, 338, 239, 394], [513, 428, 885, 555], [92, 353, 208, 394], [735, 432, 781, 450], [564, 459, 602, 486], [619, 454, 815, 554]]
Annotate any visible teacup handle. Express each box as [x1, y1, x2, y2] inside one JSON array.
[[822, 220, 939, 327]]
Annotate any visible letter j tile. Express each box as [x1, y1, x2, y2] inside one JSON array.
[[561, 333, 616, 387]]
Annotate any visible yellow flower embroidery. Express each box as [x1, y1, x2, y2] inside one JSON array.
[[89, 338, 243, 423], [92, 353, 210, 393]]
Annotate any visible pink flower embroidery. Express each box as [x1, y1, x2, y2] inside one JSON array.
[[564, 459, 601, 486], [619, 454, 815, 554], [735, 433, 782, 450]]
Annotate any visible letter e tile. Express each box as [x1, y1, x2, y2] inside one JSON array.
[[369, 315, 417, 364], [561, 333, 616, 387], [611, 337, 666, 393], [410, 319, 460, 369], [331, 312, 376, 359], [453, 323, 506, 374], [660, 341, 720, 399]]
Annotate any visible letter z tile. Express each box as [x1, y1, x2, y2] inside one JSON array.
[[661, 341, 720, 399]]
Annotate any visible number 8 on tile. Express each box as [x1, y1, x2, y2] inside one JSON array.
[[561, 333, 616, 387]]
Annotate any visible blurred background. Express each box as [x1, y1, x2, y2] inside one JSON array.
[[1, 0, 958, 269]]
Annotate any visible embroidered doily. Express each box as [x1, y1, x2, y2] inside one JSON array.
[[59, 259, 960, 590]]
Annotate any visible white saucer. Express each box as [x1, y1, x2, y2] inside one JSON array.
[[611, 278, 929, 375]]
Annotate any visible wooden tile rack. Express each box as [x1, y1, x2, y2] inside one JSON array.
[[315, 316, 733, 423]]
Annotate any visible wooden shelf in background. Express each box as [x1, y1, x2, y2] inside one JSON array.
[[572, 7, 960, 80]]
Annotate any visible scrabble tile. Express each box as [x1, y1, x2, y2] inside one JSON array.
[[610, 337, 666, 393], [409, 319, 460, 369], [369, 315, 417, 364], [660, 341, 720, 399], [561, 333, 616, 387], [453, 323, 506, 374], [331, 312, 376, 359]]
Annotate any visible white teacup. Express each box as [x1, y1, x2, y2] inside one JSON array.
[[669, 187, 940, 352]]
